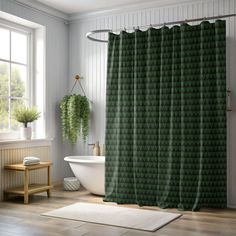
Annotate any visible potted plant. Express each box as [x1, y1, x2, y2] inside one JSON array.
[[13, 106, 40, 140], [60, 94, 90, 144]]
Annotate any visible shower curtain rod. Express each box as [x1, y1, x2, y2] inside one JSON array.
[[86, 13, 236, 43]]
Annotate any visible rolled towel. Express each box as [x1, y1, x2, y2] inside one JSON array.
[[23, 156, 40, 166]]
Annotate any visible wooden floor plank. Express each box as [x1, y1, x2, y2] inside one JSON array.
[[0, 186, 235, 236]]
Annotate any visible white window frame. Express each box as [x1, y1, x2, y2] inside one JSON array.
[[0, 19, 34, 140]]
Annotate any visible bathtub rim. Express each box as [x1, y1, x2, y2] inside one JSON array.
[[64, 156, 105, 164]]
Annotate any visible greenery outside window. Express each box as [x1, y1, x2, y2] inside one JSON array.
[[0, 20, 33, 139]]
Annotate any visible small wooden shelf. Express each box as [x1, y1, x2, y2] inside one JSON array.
[[4, 162, 52, 204], [5, 184, 52, 195], [4, 162, 52, 171]]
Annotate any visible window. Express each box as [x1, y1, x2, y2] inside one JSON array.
[[0, 27, 31, 131], [0, 13, 46, 141], [0, 20, 33, 138]]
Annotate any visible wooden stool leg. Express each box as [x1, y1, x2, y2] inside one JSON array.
[[24, 169, 29, 204], [47, 165, 51, 198], [3, 192, 8, 201]]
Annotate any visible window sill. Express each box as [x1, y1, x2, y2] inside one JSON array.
[[0, 138, 53, 150]]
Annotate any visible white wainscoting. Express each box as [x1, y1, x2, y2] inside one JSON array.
[[69, 0, 236, 207]]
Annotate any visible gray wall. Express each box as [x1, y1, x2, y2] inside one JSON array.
[[0, 0, 71, 182], [68, 0, 236, 207]]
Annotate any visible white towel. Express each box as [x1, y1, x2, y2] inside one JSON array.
[[23, 156, 40, 166]]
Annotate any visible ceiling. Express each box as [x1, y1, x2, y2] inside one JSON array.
[[36, 0, 158, 14]]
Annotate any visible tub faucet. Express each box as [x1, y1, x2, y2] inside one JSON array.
[[88, 141, 100, 156]]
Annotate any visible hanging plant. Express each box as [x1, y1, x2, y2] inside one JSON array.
[[60, 94, 90, 144], [79, 96, 90, 141], [60, 95, 70, 141]]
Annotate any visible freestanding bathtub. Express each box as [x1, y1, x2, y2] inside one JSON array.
[[64, 156, 105, 195]]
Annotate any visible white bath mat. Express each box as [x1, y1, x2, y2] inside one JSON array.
[[42, 202, 181, 232]]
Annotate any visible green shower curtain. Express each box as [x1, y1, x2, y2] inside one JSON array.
[[105, 20, 226, 211]]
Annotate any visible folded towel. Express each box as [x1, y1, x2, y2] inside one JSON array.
[[23, 156, 40, 166], [24, 156, 40, 161]]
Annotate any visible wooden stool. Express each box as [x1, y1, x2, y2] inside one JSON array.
[[4, 162, 52, 204]]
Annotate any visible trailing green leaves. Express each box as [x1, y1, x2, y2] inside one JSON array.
[[60, 95, 70, 140], [60, 94, 90, 144], [80, 96, 90, 141]]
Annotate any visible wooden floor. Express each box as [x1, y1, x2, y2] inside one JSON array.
[[0, 186, 235, 236]]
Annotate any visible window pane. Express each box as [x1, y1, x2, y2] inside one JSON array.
[[11, 98, 26, 131], [0, 62, 9, 97], [11, 64, 27, 98], [0, 28, 10, 60], [11, 31, 27, 64], [0, 99, 9, 132]]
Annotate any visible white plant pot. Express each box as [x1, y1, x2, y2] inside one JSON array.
[[20, 127, 32, 140]]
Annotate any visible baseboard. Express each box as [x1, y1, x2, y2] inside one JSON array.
[[227, 204, 236, 209], [52, 181, 63, 187]]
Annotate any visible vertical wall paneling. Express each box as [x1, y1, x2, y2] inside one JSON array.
[[69, 0, 236, 207]]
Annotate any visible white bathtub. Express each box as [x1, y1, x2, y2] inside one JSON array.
[[64, 156, 105, 195]]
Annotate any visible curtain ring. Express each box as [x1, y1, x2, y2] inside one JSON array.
[[137, 26, 140, 30], [124, 27, 127, 32], [133, 26, 136, 31], [150, 24, 153, 28]]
